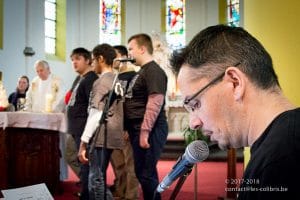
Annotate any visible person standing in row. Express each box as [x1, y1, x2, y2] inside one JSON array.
[[110, 45, 139, 200], [78, 43, 125, 199], [64, 75, 82, 195], [125, 33, 169, 200], [66, 47, 98, 199]]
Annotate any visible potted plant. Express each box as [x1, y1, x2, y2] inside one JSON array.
[[182, 126, 210, 200], [183, 126, 210, 146]]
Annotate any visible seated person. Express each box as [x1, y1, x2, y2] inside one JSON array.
[[8, 75, 29, 111]]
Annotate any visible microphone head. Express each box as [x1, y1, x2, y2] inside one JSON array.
[[185, 140, 209, 164], [128, 58, 136, 63], [115, 58, 136, 63]]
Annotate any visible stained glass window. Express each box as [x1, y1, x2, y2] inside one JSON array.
[[45, 0, 56, 54], [227, 0, 240, 27], [99, 0, 121, 45], [166, 0, 185, 50]]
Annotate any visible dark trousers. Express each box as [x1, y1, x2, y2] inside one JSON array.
[[128, 119, 168, 200], [73, 134, 90, 200], [88, 147, 113, 200]]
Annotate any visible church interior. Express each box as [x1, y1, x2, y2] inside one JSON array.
[[0, 0, 300, 199]]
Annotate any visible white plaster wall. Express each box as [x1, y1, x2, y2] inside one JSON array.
[[0, 0, 219, 94], [0, 0, 26, 92], [125, 0, 162, 41]]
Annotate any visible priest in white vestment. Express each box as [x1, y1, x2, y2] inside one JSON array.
[[23, 60, 68, 180], [25, 60, 64, 112]]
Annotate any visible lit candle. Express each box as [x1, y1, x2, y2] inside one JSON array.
[[45, 94, 54, 113]]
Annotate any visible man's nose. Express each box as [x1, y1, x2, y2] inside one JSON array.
[[189, 114, 203, 130]]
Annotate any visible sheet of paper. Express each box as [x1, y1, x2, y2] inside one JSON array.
[[1, 183, 53, 200]]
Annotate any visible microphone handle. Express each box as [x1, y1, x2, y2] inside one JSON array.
[[157, 159, 193, 193]]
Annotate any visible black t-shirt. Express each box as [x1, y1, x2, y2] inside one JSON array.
[[118, 71, 137, 92], [118, 70, 137, 130], [67, 71, 98, 136], [124, 61, 167, 120], [8, 91, 26, 110], [238, 108, 300, 200]]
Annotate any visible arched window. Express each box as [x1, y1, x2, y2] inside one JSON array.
[[227, 0, 240, 27], [44, 0, 66, 60], [165, 0, 185, 50], [45, 0, 56, 54], [99, 0, 122, 45]]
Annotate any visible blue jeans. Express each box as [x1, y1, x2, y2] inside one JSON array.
[[128, 118, 168, 200], [73, 135, 89, 200], [88, 147, 113, 200]]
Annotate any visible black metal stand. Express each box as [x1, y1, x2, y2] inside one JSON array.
[[169, 167, 193, 200], [89, 70, 120, 200]]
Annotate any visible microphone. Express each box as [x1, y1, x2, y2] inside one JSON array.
[[115, 58, 136, 63], [156, 140, 209, 193]]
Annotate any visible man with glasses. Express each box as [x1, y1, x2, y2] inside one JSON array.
[[170, 25, 300, 200], [78, 43, 125, 199]]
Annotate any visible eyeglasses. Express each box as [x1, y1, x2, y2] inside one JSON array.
[[183, 63, 240, 113], [183, 72, 225, 113]]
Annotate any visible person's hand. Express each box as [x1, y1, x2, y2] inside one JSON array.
[[140, 130, 150, 149], [78, 142, 89, 164], [123, 131, 129, 141]]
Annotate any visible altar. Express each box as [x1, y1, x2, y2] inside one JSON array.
[[0, 111, 67, 194]]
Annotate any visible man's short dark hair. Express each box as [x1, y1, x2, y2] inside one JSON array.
[[92, 43, 116, 65], [70, 47, 92, 62], [170, 24, 280, 89], [113, 45, 128, 57]]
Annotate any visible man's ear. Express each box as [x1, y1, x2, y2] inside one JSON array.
[[140, 45, 146, 54], [224, 67, 245, 101], [98, 55, 104, 63], [86, 58, 91, 65]]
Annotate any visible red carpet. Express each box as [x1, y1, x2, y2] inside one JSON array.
[[54, 161, 244, 200]]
